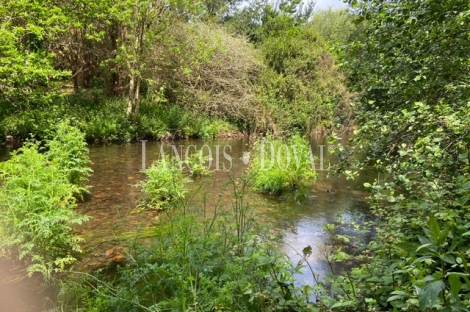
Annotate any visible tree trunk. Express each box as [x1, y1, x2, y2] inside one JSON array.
[[134, 76, 141, 121], [127, 70, 135, 116]]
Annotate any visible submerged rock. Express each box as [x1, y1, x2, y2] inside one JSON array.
[[105, 246, 128, 266]]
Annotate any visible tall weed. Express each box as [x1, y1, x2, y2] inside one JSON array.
[[137, 156, 189, 210], [46, 121, 93, 191], [0, 142, 89, 280]]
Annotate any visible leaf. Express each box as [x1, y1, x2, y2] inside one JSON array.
[[419, 280, 445, 311], [427, 216, 442, 240], [387, 295, 405, 302], [448, 274, 462, 298], [396, 241, 420, 253], [416, 243, 434, 252], [440, 254, 455, 264]]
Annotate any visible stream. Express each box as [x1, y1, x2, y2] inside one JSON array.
[[0, 135, 375, 309], [75, 136, 374, 282]]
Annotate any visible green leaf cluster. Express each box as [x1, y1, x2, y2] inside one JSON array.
[[248, 134, 316, 194], [324, 0, 470, 310], [138, 156, 189, 210], [0, 122, 91, 281]]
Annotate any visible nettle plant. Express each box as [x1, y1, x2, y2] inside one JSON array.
[[0, 123, 91, 281], [248, 134, 316, 194]]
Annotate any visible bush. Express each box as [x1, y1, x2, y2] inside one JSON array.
[[0, 142, 89, 281], [137, 156, 189, 210], [160, 22, 263, 127], [46, 121, 93, 190], [1, 107, 64, 140], [184, 149, 212, 177], [248, 134, 316, 194]]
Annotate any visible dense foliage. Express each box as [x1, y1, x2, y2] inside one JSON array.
[[7, 0, 470, 310], [323, 0, 470, 311], [0, 122, 90, 280], [138, 156, 189, 210], [0, 0, 352, 140], [57, 181, 317, 311], [248, 135, 316, 194], [46, 121, 93, 188]]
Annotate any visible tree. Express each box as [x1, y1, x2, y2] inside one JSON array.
[[343, 0, 470, 170], [346, 0, 470, 114], [0, 0, 70, 110], [309, 8, 360, 46], [325, 1, 470, 309], [202, 0, 243, 22], [109, 0, 169, 118]]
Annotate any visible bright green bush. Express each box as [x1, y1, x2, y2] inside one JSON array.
[[184, 149, 212, 177], [46, 121, 93, 190], [138, 156, 189, 210], [248, 134, 316, 194], [0, 142, 89, 281], [1, 107, 65, 140]]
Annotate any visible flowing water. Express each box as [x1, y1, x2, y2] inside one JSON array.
[[75, 136, 374, 277], [0, 136, 375, 309]]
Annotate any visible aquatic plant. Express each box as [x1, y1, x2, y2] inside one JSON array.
[[248, 134, 316, 194], [137, 156, 189, 210], [184, 149, 213, 177]]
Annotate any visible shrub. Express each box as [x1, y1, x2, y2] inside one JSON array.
[[0, 142, 89, 280], [159, 22, 263, 128], [137, 156, 189, 210], [46, 120, 93, 191], [248, 134, 316, 194], [184, 149, 212, 177]]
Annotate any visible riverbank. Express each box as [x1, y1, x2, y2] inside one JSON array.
[[0, 97, 245, 144]]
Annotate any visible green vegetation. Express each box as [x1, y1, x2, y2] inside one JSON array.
[[138, 157, 189, 210], [185, 150, 213, 177], [320, 0, 470, 311], [138, 148, 213, 210], [56, 180, 316, 311], [3, 0, 470, 310], [1, 97, 237, 142], [0, 0, 351, 141], [248, 135, 316, 194], [46, 121, 93, 189], [0, 122, 90, 280]]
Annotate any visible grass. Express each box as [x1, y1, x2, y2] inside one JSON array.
[[248, 134, 317, 194]]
